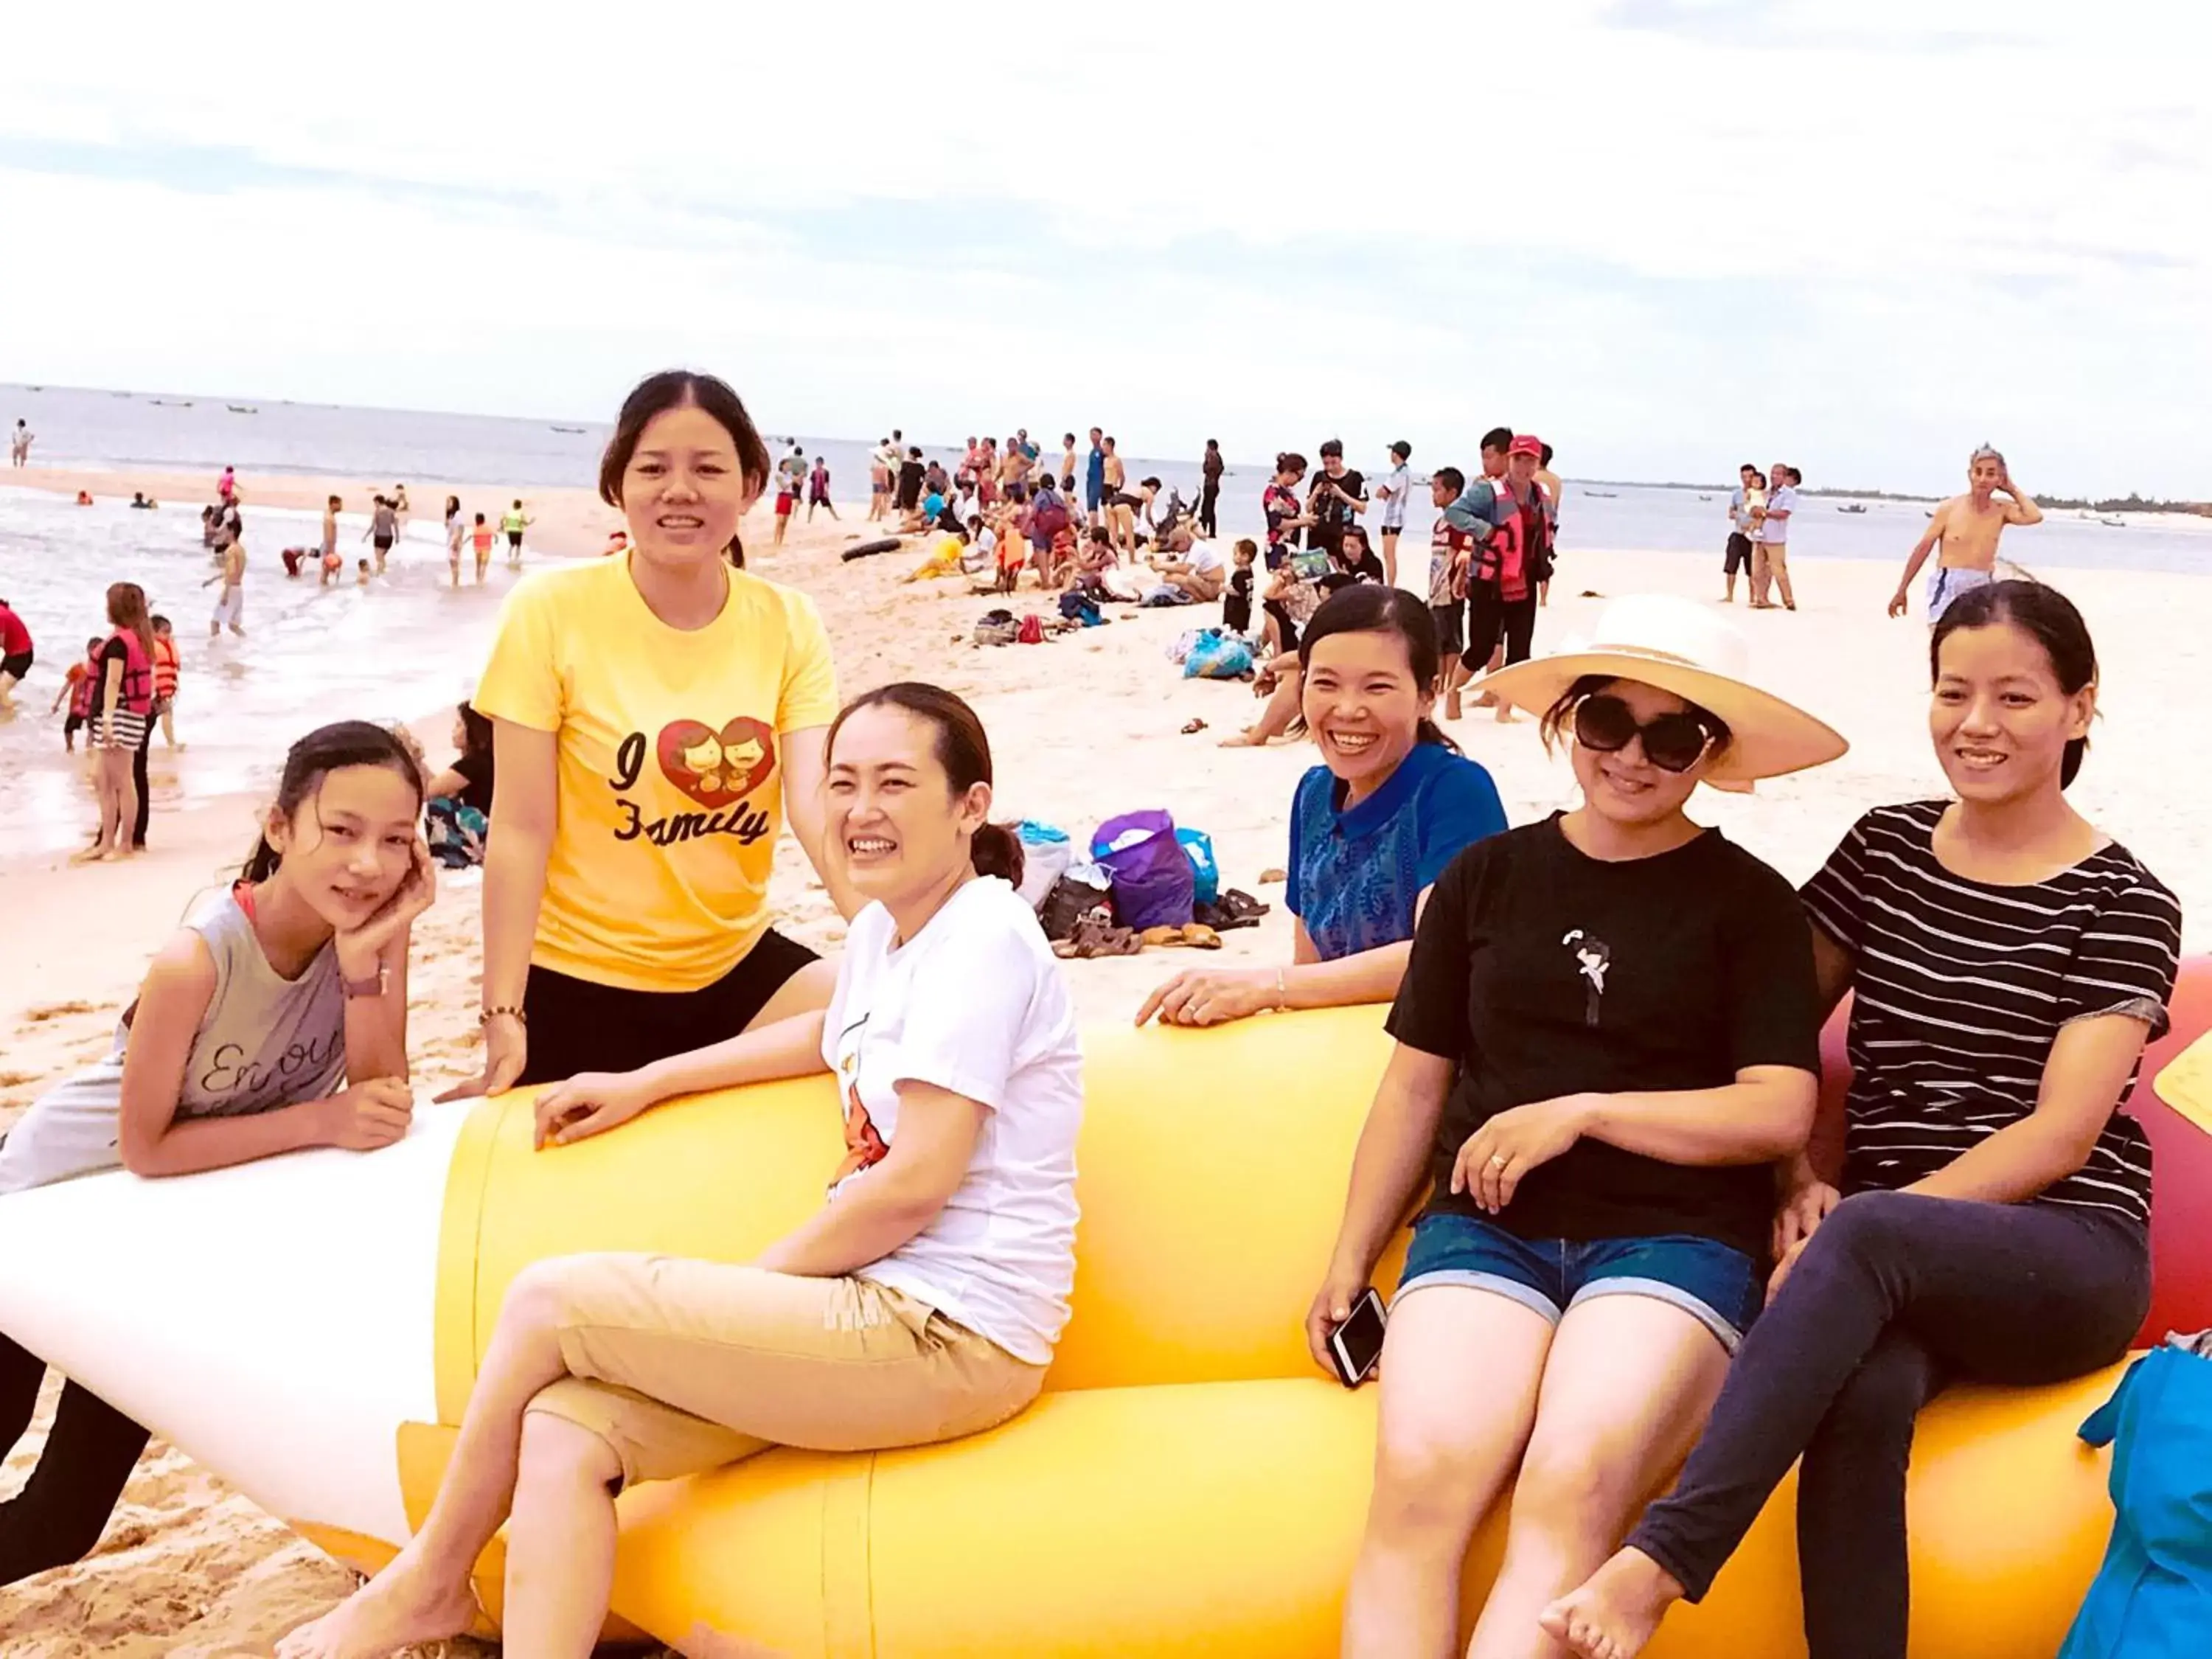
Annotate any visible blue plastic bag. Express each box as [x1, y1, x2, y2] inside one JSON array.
[[2059, 1343, 2212, 1658], [1177, 828, 1220, 906], [1183, 630, 1255, 680]]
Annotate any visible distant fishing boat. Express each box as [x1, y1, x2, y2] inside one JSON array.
[[2101, 516, 2126, 528], [1587, 490, 1619, 498], [150, 398, 193, 408], [1837, 504, 1868, 514], [228, 404, 259, 414], [550, 424, 587, 434], [1697, 494, 1713, 501]]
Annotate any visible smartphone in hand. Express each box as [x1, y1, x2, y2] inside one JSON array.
[[1329, 1287, 1388, 1388]]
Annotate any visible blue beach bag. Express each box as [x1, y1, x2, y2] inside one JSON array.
[[1177, 828, 1220, 907], [2058, 1341, 2212, 1658]]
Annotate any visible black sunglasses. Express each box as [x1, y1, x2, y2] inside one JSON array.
[[1572, 694, 1717, 773]]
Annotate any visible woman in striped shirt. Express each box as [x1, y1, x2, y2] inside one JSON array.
[[1552, 580, 2183, 1659]]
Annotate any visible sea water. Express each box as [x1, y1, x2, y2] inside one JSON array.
[[5, 383, 2205, 856], [9, 381, 2205, 574], [0, 487, 507, 858]]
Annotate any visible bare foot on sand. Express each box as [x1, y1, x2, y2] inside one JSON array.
[[69, 845, 108, 865], [274, 1558, 478, 1659], [1539, 1546, 1681, 1659], [1218, 728, 1270, 748]]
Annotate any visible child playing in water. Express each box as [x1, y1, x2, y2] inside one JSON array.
[[0, 720, 432, 1588], [50, 636, 102, 752], [150, 615, 183, 748], [356, 559, 372, 588], [470, 514, 497, 584]]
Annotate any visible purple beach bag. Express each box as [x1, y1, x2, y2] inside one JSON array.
[[1091, 810, 1196, 930]]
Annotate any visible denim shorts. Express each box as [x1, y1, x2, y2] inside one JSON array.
[[1395, 1211, 1761, 1352]]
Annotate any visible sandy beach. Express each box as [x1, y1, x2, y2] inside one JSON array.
[[4, 467, 2208, 1655]]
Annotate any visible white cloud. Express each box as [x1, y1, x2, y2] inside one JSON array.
[[0, 0, 2205, 495]]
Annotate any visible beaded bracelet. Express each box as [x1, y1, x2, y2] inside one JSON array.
[[479, 1006, 527, 1027]]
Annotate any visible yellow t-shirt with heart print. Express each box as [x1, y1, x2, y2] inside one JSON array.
[[474, 557, 838, 992]]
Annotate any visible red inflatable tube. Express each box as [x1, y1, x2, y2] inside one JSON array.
[[1815, 956, 2212, 1346]]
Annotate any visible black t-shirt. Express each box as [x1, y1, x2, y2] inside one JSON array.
[[452, 751, 496, 817], [896, 461, 925, 509], [1387, 815, 1821, 1262], [1307, 467, 1366, 556]]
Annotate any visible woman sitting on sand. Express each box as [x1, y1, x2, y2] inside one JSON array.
[[443, 370, 856, 1100], [1547, 582, 2180, 1659], [424, 700, 496, 869], [70, 582, 157, 865], [1311, 596, 1844, 1658], [1141, 587, 1506, 1029], [280, 684, 1082, 1659], [0, 721, 431, 1586]]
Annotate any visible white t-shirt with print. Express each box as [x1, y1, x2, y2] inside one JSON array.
[[1379, 462, 1412, 529], [823, 875, 1084, 1365]]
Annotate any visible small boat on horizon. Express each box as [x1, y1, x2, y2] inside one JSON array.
[[550, 424, 587, 434], [2101, 516, 2126, 528], [150, 398, 193, 408], [1697, 494, 1713, 501], [1586, 490, 1619, 498], [1837, 504, 1868, 514], [228, 405, 259, 415]]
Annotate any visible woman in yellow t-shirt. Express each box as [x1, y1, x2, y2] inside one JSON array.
[[446, 371, 858, 1095]]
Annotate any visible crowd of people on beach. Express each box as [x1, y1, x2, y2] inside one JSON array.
[[0, 372, 2182, 1659]]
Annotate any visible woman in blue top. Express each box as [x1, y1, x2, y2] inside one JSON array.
[[1140, 586, 1507, 1029]]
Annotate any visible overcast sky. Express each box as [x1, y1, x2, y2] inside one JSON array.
[[1, 0, 2205, 495]]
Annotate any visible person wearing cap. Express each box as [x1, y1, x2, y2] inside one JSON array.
[[1374, 441, 1413, 588], [1551, 580, 2176, 1659], [1460, 436, 1554, 723], [1310, 594, 1844, 1659], [1887, 444, 2044, 623]]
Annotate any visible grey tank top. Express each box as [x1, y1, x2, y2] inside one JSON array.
[[0, 887, 347, 1195]]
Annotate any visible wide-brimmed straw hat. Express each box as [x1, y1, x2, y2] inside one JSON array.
[[1473, 594, 1848, 784]]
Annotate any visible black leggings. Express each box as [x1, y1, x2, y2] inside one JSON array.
[[1467, 588, 1537, 670], [1197, 479, 1220, 538], [131, 716, 152, 848], [0, 1332, 151, 1584], [1625, 1190, 2148, 1659]]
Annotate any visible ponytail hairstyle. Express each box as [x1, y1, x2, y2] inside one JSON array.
[[824, 682, 1024, 889], [1296, 583, 1458, 752], [598, 369, 771, 569], [1929, 577, 2098, 788], [241, 721, 427, 883], [105, 581, 155, 663]]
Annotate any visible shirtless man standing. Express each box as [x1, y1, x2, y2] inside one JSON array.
[[1888, 445, 2044, 622]]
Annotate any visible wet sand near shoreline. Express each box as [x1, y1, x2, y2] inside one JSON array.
[[4, 480, 2209, 1655]]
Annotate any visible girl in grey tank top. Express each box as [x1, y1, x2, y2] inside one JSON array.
[[0, 720, 433, 1587]]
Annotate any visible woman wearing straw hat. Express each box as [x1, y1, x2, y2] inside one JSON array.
[[1550, 580, 2179, 1659], [1310, 594, 1846, 1658]]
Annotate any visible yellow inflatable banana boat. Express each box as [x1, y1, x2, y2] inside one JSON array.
[[0, 1006, 2162, 1655]]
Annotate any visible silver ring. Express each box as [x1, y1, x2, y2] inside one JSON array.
[[1490, 1155, 1509, 1169]]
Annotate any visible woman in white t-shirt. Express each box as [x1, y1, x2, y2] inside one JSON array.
[[280, 684, 1083, 1659]]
